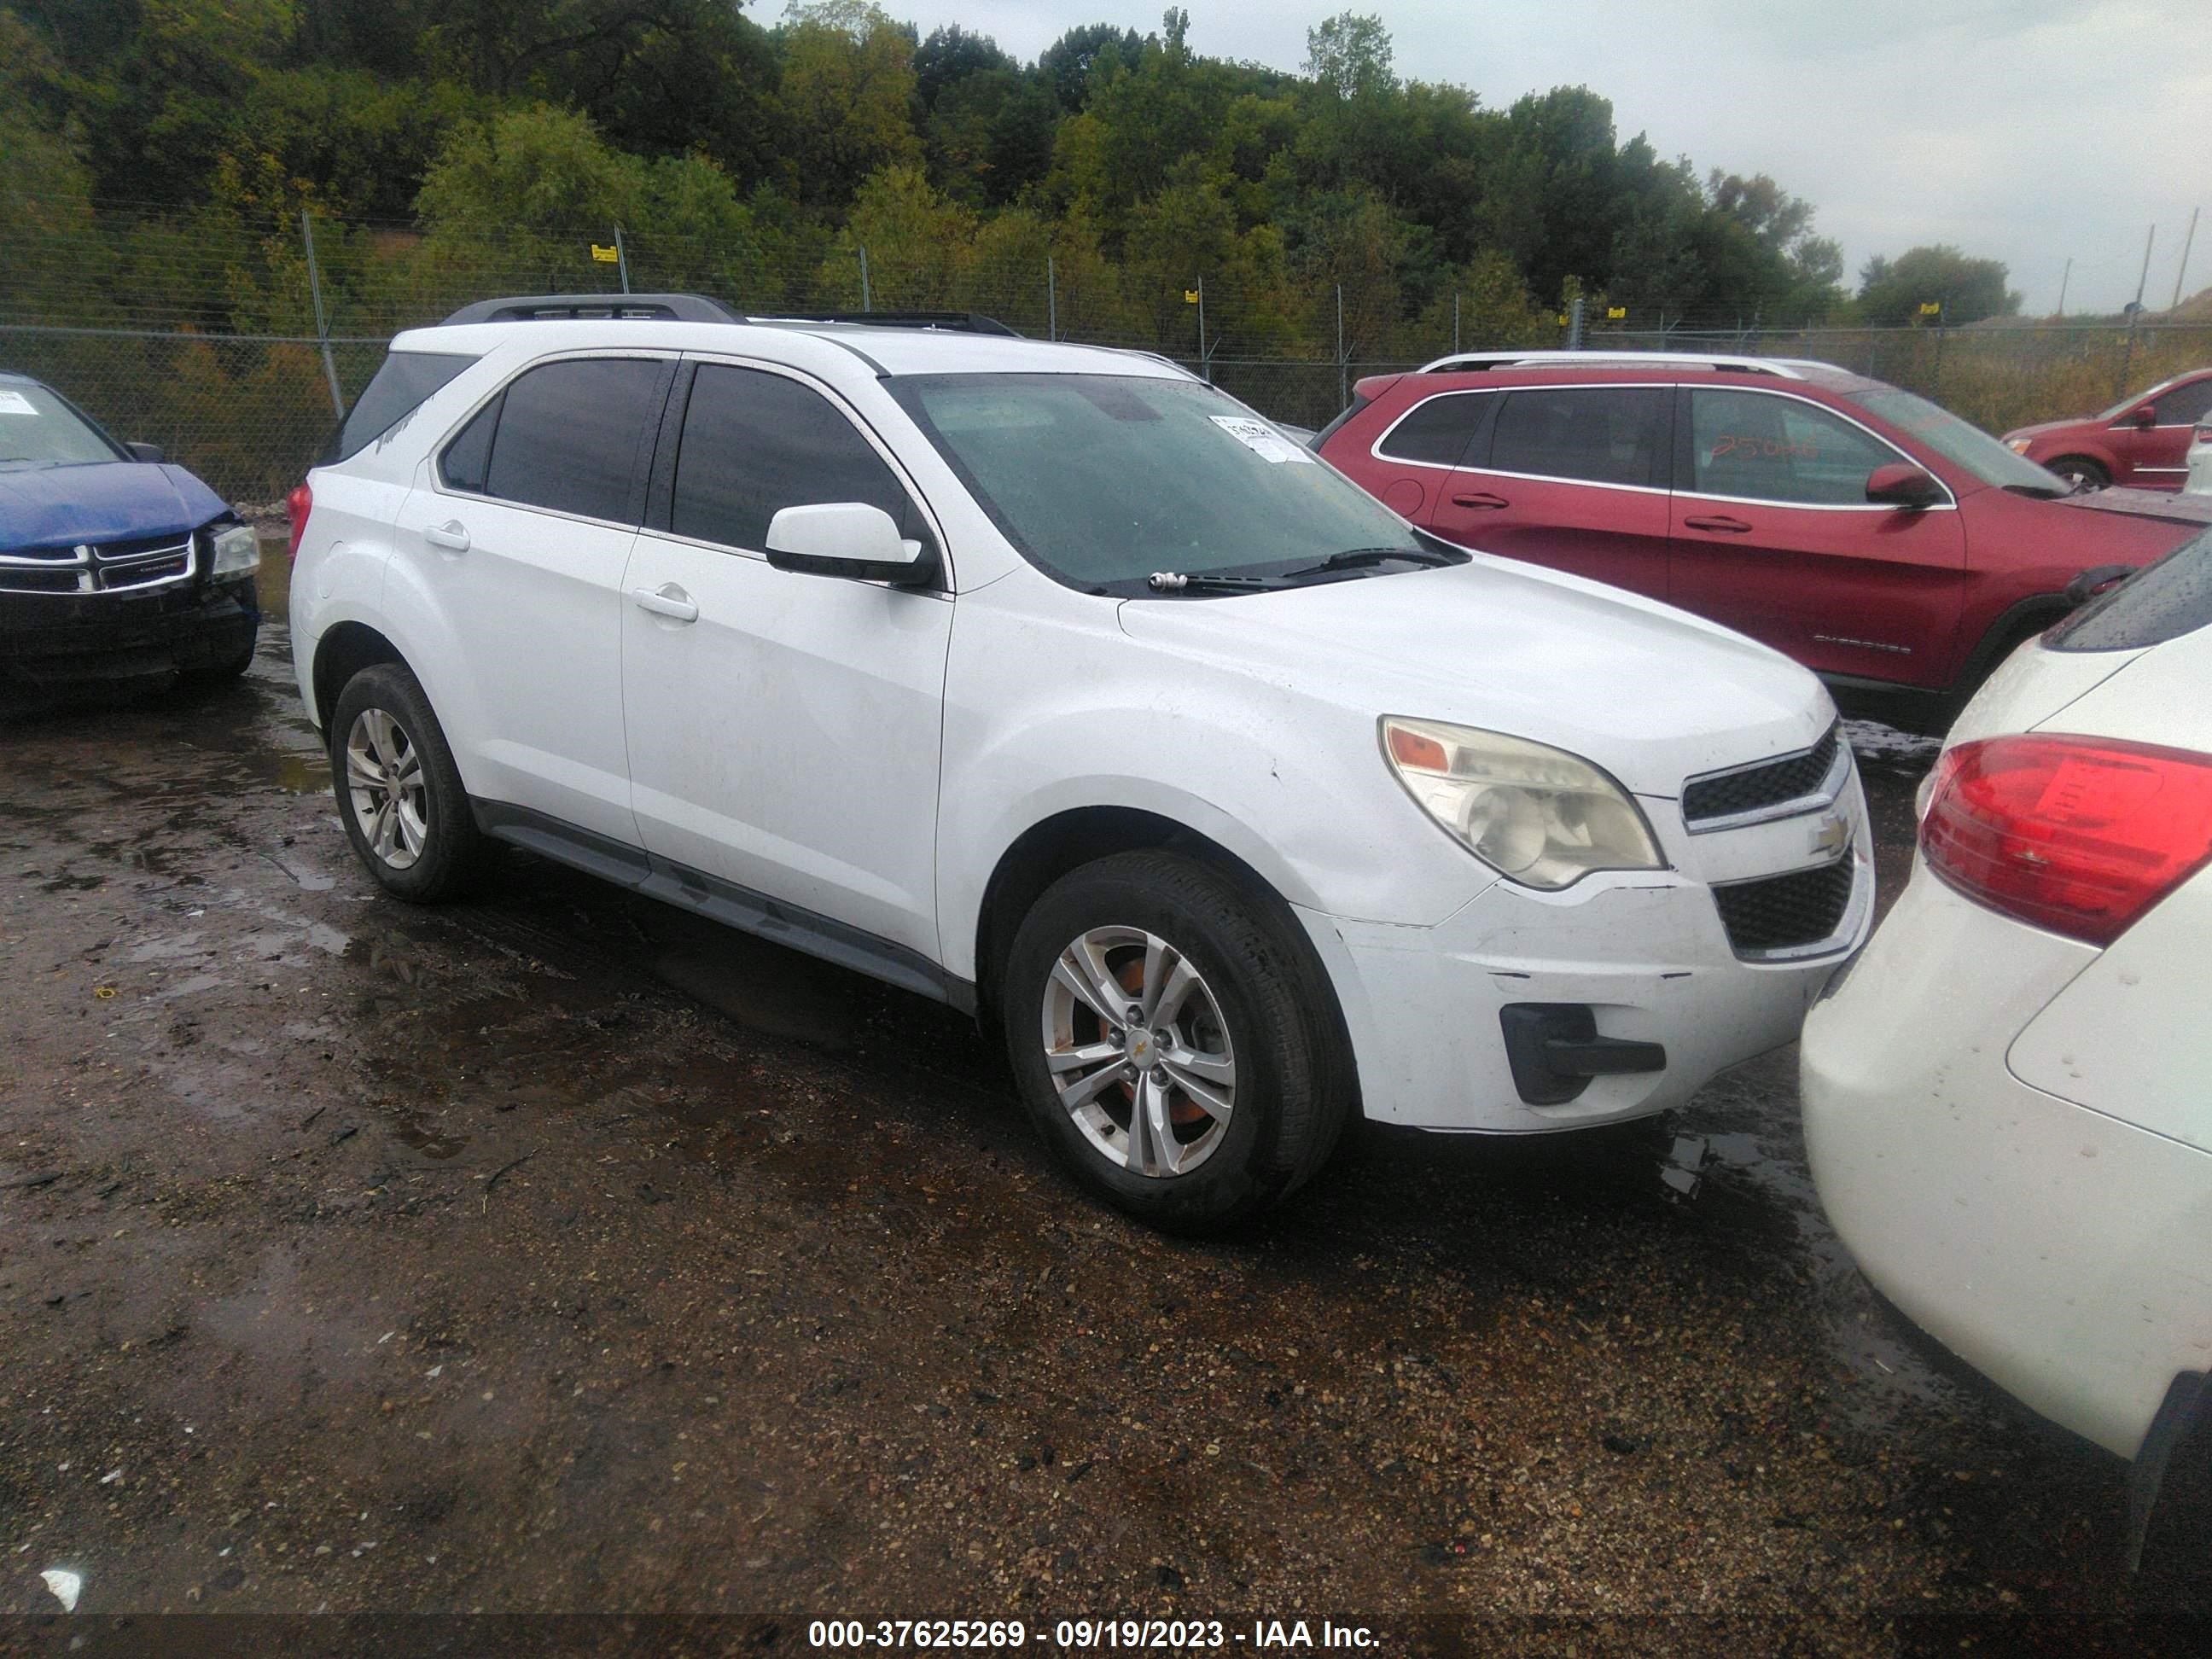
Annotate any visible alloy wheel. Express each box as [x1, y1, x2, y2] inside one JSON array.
[[344, 707, 430, 870], [1040, 925, 1237, 1178]]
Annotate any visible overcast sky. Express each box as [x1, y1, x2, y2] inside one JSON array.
[[888, 0, 2212, 315]]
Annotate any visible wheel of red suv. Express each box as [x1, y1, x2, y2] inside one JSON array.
[[1001, 851, 1351, 1232], [2046, 455, 2109, 492], [329, 663, 487, 903]]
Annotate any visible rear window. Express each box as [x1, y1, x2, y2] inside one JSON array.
[[478, 358, 668, 524], [1488, 387, 1665, 487], [2046, 528, 2212, 652], [332, 350, 478, 461], [1376, 392, 1493, 466]]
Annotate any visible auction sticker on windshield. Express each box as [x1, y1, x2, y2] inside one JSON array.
[[1211, 415, 1314, 463], [0, 391, 40, 416]]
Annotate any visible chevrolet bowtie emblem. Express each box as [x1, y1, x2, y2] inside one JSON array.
[[1812, 813, 1851, 857]]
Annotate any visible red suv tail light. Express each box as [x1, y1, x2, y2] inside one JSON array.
[[1919, 734, 2212, 946], [285, 481, 312, 563]]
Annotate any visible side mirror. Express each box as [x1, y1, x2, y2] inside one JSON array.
[[764, 502, 929, 585], [125, 441, 165, 463], [2131, 405, 2157, 429], [2063, 563, 2134, 607], [1865, 462, 1946, 510]]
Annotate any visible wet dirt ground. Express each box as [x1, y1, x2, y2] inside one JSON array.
[[1, 553, 2204, 1650]]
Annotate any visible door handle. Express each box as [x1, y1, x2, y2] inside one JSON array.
[[1451, 492, 1511, 510], [630, 583, 699, 623], [1682, 515, 1753, 533], [424, 521, 470, 553]]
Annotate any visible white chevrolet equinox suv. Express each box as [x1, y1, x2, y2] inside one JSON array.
[[289, 294, 1874, 1230]]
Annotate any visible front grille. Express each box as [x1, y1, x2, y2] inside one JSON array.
[[1683, 726, 1841, 825], [0, 532, 195, 596], [1713, 858, 1855, 956]]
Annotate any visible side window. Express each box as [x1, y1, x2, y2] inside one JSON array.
[[470, 357, 666, 522], [672, 364, 934, 556], [2153, 378, 2212, 427], [1488, 387, 1663, 486], [1690, 389, 1901, 506], [1376, 392, 1493, 466], [439, 396, 498, 493]]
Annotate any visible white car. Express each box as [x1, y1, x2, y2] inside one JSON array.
[[2188, 414, 2212, 495], [289, 293, 1871, 1230], [1802, 527, 2212, 1553]]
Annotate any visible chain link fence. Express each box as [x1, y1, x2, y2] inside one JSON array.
[[4, 201, 2209, 504]]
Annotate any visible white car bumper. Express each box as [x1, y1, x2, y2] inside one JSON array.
[[1301, 771, 1874, 1133], [1802, 866, 2212, 1462]]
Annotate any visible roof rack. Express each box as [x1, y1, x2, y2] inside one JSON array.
[[748, 311, 1022, 338], [439, 294, 745, 325], [435, 295, 1023, 339], [1417, 350, 1808, 381]]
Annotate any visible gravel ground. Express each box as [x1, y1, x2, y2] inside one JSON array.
[[0, 556, 2204, 1653]]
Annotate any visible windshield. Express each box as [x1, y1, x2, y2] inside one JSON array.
[[1848, 387, 2065, 493], [2046, 527, 2212, 652], [0, 381, 125, 469], [891, 373, 1445, 594]]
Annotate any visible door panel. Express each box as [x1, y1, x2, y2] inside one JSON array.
[[387, 354, 670, 843], [620, 360, 951, 960], [1425, 385, 1672, 600], [1668, 387, 1966, 689]]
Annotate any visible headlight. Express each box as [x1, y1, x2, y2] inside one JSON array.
[[2004, 437, 2033, 454], [1381, 716, 1665, 890], [209, 522, 259, 577]]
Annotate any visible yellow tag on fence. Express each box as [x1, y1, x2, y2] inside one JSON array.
[[1184, 289, 1200, 305], [591, 244, 620, 264], [1606, 306, 1627, 320], [1918, 301, 1941, 316]]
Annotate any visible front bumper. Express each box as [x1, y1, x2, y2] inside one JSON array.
[[1801, 865, 2212, 1462], [0, 575, 259, 687], [1300, 772, 1874, 1133]]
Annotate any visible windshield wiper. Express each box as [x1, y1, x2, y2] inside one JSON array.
[[1145, 570, 1286, 594], [2004, 482, 2066, 499], [1281, 545, 1460, 581]]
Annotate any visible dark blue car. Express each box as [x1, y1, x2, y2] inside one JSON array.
[[1, 371, 259, 694]]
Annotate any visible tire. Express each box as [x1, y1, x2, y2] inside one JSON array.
[[174, 628, 258, 696], [2046, 455, 2109, 493], [1001, 850, 1352, 1232], [328, 662, 488, 903]]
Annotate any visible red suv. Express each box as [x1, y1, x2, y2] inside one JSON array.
[[2001, 367, 2212, 492], [1316, 352, 2200, 729]]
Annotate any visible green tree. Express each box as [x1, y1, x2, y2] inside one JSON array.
[[776, 1, 923, 212], [1857, 244, 2020, 326]]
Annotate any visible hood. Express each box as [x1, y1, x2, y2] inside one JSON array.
[[0, 462, 230, 550], [1116, 555, 1833, 797], [2001, 416, 2089, 442]]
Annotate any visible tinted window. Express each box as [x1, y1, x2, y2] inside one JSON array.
[[1489, 387, 1662, 486], [672, 364, 933, 554], [1691, 389, 1897, 506], [2154, 378, 2212, 426], [2046, 529, 2212, 652], [1377, 392, 1493, 465], [335, 351, 477, 461], [439, 396, 499, 493], [481, 358, 666, 523]]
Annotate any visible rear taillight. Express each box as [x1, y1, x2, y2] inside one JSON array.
[[1919, 734, 2212, 946], [285, 480, 312, 563]]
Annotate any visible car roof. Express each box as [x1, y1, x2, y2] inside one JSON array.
[[1409, 350, 1882, 394], [390, 308, 1191, 382]]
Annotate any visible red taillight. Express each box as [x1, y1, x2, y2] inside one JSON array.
[[285, 480, 312, 563], [1919, 734, 2212, 946]]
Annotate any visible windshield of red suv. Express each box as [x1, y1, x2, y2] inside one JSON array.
[[894, 373, 1450, 593], [1846, 387, 2064, 494], [0, 381, 125, 469]]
